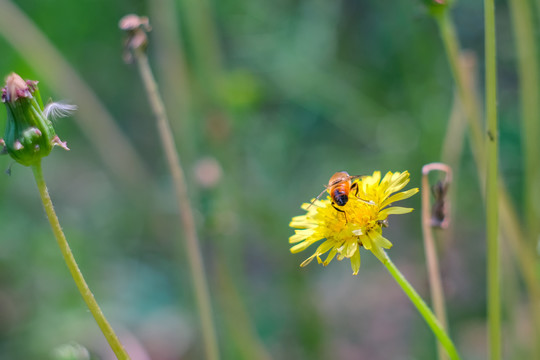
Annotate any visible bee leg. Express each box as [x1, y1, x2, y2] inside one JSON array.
[[351, 182, 375, 205], [332, 204, 348, 223], [351, 182, 359, 196]]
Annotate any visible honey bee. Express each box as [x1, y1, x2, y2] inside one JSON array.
[[309, 171, 373, 220]]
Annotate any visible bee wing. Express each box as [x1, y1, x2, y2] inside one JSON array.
[[348, 174, 367, 182]]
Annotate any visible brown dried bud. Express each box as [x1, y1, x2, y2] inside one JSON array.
[[119, 14, 152, 63]]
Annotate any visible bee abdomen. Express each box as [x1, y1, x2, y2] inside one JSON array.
[[333, 192, 349, 206]]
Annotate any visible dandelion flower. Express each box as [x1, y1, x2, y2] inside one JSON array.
[[289, 171, 419, 275]]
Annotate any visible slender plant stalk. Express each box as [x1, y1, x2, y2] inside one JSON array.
[[179, 0, 222, 103], [382, 254, 461, 360], [439, 60, 470, 258], [500, 242, 520, 359], [499, 186, 540, 358], [215, 259, 273, 360], [434, 10, 540, 355], [441, 86, 467, 171], [31, 161, 129, 360], [144, 6, 272, 349], [484, 0, 501, 358], [133, 49, 219, 360], [0, 0, 149, 188], [435, 13, 484, 172], [421, 163, 451, 360], [507, 0, 540, 246], [148, 0, 196, 163]]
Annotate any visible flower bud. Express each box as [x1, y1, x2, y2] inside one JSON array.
[[1, 73, 69, 166], [119, 14, 151, 63]]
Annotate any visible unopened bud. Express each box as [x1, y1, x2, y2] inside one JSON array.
[[1, 73, 71, 166]]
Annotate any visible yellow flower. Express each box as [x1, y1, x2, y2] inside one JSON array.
[[289, 171, 419, 275]]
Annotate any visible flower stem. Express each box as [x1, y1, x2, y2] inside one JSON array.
[[484, 0, 501, 358], [421, 163, 451, 360], [382, 253, 461, 360], [31, 161, 129, 359], [133, 49, 220, 360]]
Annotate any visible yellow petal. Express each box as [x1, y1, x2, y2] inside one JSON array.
[[301, 199, 329, 211], [378, 207, 414, 218], [323, 249, 338, 265], [381, 171, 394, 186], [380, 188, 419, 208], [344, 241, 358, 258], [290, 241, 313, 253], [301, 202, 313, 211], [289, 229, 314, 243], [385, 172, 410, 195], [300, 254, 317, 267], [361, 234, 373, 250], [351, 248, 361, 275], [363, 171, 381, 188], [289, 215, 309, 227], [367, 231, 389, 263], [314, 239, 335, 256], [371, 231, 393, 249]]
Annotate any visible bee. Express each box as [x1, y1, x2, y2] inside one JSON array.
[[309, 171, 373, 220]]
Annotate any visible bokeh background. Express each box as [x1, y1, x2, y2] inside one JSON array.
[[0, 0, 530, 359]]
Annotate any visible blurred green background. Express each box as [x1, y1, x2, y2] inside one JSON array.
[[0, 0, 529, 359]]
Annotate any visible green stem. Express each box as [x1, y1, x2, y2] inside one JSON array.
[[382, 254, 461, 360], [31, 161, 129, 360], [148, 0, 196, 163], [507, 0, 540, 248], [179, 0, 222, 104], [436, 13, 484, 173], [421, 163, 451, 360], [484, 0, 501, 358], [133, 49, 220, 360], [441, 85, 468, 171], [499, 187, 540, 358]]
